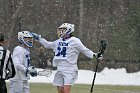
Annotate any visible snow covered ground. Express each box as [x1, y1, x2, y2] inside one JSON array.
[[29, 67, 140, 85]]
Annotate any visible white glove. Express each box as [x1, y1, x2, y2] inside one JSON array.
[[98, 54, 103, 60], [26, 66, 37, 77]]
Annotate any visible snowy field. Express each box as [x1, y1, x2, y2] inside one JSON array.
[[29, 67, 140, 86]]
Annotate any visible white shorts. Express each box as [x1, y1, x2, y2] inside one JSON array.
[[53, 71, 78, 86], [9, 80, 30, 93]]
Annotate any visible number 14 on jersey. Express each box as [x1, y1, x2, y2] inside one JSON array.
[[56, 46, 66, 57]]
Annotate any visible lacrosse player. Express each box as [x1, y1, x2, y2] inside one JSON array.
[[32, 23, 102, 93], [9, 31, 37, 93]]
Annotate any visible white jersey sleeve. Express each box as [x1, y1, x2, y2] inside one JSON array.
[[74, 38, 96, 58], [39, 38, 55, 49]]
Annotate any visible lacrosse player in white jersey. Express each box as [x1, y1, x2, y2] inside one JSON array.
[[9, 31, 37, 93], [32, 23, 102, 93]]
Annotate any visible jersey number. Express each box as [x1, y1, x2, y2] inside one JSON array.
[[56, 47, 66, 57]]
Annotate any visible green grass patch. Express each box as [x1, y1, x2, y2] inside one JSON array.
[[7, 83, 140, 93]]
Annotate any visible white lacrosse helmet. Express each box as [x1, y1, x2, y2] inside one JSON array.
[[18, 31, 33, 47], [57, 23, 74, 38]]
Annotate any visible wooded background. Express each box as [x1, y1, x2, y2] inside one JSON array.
[[0, 0, 139, 72]]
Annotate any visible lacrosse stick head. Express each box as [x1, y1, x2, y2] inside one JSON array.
[[38, 68, 52, 77], [98, 40, 107, 57]]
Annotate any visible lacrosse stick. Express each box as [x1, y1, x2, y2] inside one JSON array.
[[90, 40, 107, 93], [37, 58, 52, 77], [37, 67, 52, 77]]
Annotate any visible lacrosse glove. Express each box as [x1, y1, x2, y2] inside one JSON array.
[[26, 66, 38, 77], [31, 32, 41, 40], [93, 53, 103, 60]]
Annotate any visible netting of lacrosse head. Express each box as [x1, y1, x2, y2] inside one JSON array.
[[38, 68, 52, 77]]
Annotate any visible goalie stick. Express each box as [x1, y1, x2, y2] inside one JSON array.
[[37, 67, 52, 77], [90, 40, 107, 93]]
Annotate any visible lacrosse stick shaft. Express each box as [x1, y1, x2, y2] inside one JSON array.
[[90, 59, 99, 93]]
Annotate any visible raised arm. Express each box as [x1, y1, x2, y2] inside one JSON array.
[[31, 32, 55, 49]]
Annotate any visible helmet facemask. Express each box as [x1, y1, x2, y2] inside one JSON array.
[[23, 37, 33, 47], [57, 28, 67, 38], [18, 31, 33, 47]]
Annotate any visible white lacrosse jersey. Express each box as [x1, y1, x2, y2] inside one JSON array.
[[10, 46, 31, 81], [39, 37, 95, 72]]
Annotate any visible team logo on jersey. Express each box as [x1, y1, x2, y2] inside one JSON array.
[[59, 42, 69, 46]]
